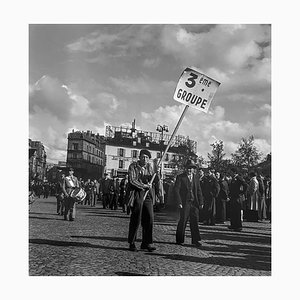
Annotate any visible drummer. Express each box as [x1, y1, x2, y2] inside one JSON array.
[[62, 167, 79, 221]]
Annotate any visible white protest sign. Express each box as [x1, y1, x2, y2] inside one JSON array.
[[173, 67, 221, 113]]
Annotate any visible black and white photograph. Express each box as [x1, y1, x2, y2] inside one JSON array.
[[28, 23, 271, 276], [2, 0, 299, 298]]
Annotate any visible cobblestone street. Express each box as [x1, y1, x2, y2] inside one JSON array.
[[29, 196, 271, 276]]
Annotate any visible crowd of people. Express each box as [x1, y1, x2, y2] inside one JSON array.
[[163, 167, 271, 225], [30, 181, 58, 199], [29, 149, 271, 252], [52, 169, 131, 221]]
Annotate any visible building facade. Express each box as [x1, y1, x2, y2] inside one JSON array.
[[66, 130, 105, 180], [104, 124, 197, 178], [29, 139, 47, 181]]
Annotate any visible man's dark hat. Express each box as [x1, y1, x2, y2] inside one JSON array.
[[139, 149, 151, 159], [104, 172, 108, 176], [185, 159, 197, 169]]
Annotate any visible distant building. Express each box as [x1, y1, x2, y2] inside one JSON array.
[[104, 122, 197, 178], [66, 130, 105, 180], [29, 139, 47, 181]]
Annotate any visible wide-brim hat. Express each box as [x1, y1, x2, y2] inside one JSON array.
[[185, 159, 197, 169]]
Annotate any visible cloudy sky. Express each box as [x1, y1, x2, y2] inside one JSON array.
[[29, 24, 271, 164]]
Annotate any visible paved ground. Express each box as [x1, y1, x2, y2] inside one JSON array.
[[29, 196, 271, 276]]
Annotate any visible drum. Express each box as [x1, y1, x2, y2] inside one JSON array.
[[70, 187, 87, 203]]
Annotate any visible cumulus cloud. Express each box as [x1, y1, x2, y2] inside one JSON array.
[[140, 103, 271, 159], [110, 76, 152, 94], [66, 25, 162, 61], [143, 58, 160, 68], [29, 76, 125, 163], [29, 76, 74, 121], [30, 25, 271, 163], [90, 92, 120, 113]]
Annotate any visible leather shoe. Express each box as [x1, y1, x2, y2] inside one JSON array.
[[129, 243, 138, 252], [234, 227, 242, 232], [140, 244, 156, 252], [193, 241, 202, 247]]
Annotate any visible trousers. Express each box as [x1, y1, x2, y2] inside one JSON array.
[[128, 193, 154, 245], [64, 197, 76, 220], [176, 202, 201, 244], [230, 198, 242, 229]]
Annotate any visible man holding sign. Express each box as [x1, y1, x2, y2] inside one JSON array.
[[128, 67, 220, 251], [127, 149, 162, 252]]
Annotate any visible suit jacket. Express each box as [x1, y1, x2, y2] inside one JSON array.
[[229, 175, 248, 200], [174, 173, 204, 209], [100, 178, 113, 194], [111, 179, 120, 194], [201, 175, 220, 201]]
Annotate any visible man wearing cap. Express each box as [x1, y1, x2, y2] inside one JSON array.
[[100, 173, 113, 209], [175, 159, 204, 247], [228, 167, 248, 231], [62, 167, 79, 221], [202, 169, 220, 226], [127, 149, 161, 252]]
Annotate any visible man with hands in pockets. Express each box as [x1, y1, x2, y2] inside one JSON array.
[[175, 160, 204, 247]]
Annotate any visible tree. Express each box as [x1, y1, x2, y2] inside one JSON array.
[[197, 155, 205, 168], [170, 137, 198, 176], [231, 135, 262, 170], [207, 140, 227, 172]]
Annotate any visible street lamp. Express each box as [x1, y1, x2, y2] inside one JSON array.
[[156, 125, 169, 207], [156, 124, 169, 158], [156, 124, 169, 141], [156, 125, 169, 178]]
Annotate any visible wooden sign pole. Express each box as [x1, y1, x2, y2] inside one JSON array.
[[143, 105, 189, 200]]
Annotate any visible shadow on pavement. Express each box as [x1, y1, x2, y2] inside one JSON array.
[[84, 213, 129, 219], [71, 235, 129, 242], [155, 222, 177, 226], [200, 231, 271, 245], [29, 212, 59, 216], [144, 250, 270, 272], [70, 235, 180, 247], [29, 216, 63, 221], [115, 271, 148, 276], [29, 238, 129, 251]]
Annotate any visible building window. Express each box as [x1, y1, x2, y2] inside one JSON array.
[[133, 141, 137, 146], [165, 153, 169, 161], [118, 148, 125, 157], [157, 152, 161, 159], [73, 153, 77, 159], [137, 137, 141, 143], [132, 150, 138, 158], [73, 143, 78, 150], [119, 160, 124, 169], [146, 142, 150, 147]]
